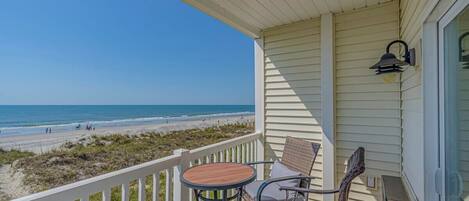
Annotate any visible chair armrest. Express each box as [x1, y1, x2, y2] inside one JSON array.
[[278, 186, 339, 194], [245, 161, 275, 165], [256, 176, 319, 200]]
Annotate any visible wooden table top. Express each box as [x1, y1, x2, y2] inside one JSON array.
[[181, 163, 256, 190]]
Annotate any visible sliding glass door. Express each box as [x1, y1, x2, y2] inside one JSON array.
[[442, 3, 469, 200]]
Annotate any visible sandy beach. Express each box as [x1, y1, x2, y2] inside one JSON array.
[[0, 114, 254, 154]]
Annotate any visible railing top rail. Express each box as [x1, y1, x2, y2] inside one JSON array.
[[188, 132, 261, 160]]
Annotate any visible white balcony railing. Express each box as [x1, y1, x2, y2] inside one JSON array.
[[13, 132, 264, 201]]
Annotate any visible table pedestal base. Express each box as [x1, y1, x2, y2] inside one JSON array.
[[193, 188, 244, 201]]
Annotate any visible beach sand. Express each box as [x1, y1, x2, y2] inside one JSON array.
[[0, 114, 254, 154]]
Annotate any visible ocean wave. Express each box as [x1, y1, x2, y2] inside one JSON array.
[[0, 111, 254, 131]]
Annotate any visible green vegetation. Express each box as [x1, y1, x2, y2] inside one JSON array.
[[0, 149, 34, 166], [12, 123, 254, 200]]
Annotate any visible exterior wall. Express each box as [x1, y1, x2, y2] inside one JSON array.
[[262, 19, 323, 201], [260, 2, 437, 201], [400, 0, 428, 200], [335, 2, 401, 200]]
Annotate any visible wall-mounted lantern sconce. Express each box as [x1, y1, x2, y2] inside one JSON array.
[[370, 40, 416, 75], [460, 32, 469, 69]]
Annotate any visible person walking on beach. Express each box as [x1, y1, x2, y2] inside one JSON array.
[[45, 128, 49, 134]]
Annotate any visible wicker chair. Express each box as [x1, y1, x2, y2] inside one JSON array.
[[243, 136, 321, 201], [279, 147, 366, 201]]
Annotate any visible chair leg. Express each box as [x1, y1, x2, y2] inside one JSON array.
[[193, 189, 200, 201], [237, 187, 243, 201]]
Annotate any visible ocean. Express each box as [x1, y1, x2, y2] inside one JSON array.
[[0, 105, 254, 136]]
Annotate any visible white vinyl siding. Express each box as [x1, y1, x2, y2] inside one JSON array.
[[335, 2, 401, 200], [400, 0, 428, 200], [263, 19, 323, 201]]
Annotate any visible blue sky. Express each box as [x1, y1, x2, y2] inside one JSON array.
[[0, 0, 254, 105]]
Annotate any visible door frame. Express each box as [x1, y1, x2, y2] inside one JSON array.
[[423, 0, 469, 200]]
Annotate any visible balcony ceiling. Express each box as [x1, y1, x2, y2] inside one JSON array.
[[183, 0, 393, 38]]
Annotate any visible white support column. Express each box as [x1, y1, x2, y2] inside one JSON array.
[[173, 149, 190, 201], [254, 37, 265, 134], [254, 37, 265, 179], [320, 13, 335, 201]]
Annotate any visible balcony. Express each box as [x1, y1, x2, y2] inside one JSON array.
[[12, 132, 263, 201]]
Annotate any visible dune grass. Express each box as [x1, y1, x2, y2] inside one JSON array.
[[12, 123, 254, 200], [0, 149, 34, 166]]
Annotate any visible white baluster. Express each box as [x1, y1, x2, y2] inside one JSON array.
[[252, 141, 256, 162], [246, 143, 250, 163], [253, 141, 256, 161], [122, 183, 130, 201], [153, 173, 160, 201], [219, 151, 224, 162], [256, 135, 265, 180], [242, 144, 246, 163], [237, 145, 241, 163], [102, 189, 110, 201], [138, 177, 146, 201], [165, 169, 172, 201], [231, 147, 235, 162], [247, 143, 251, 163]]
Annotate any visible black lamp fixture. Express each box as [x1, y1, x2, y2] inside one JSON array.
[[460, 32, 469, 69], [370, 40, 416, 75]]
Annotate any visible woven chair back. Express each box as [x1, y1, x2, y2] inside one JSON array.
[[280, 136, 321, 176], [338, 147, 365, 201]]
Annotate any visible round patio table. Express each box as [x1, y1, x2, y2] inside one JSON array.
[[181, 162, 256, 201]]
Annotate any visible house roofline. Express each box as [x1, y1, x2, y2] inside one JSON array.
[[182, 0, 261, 38]]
